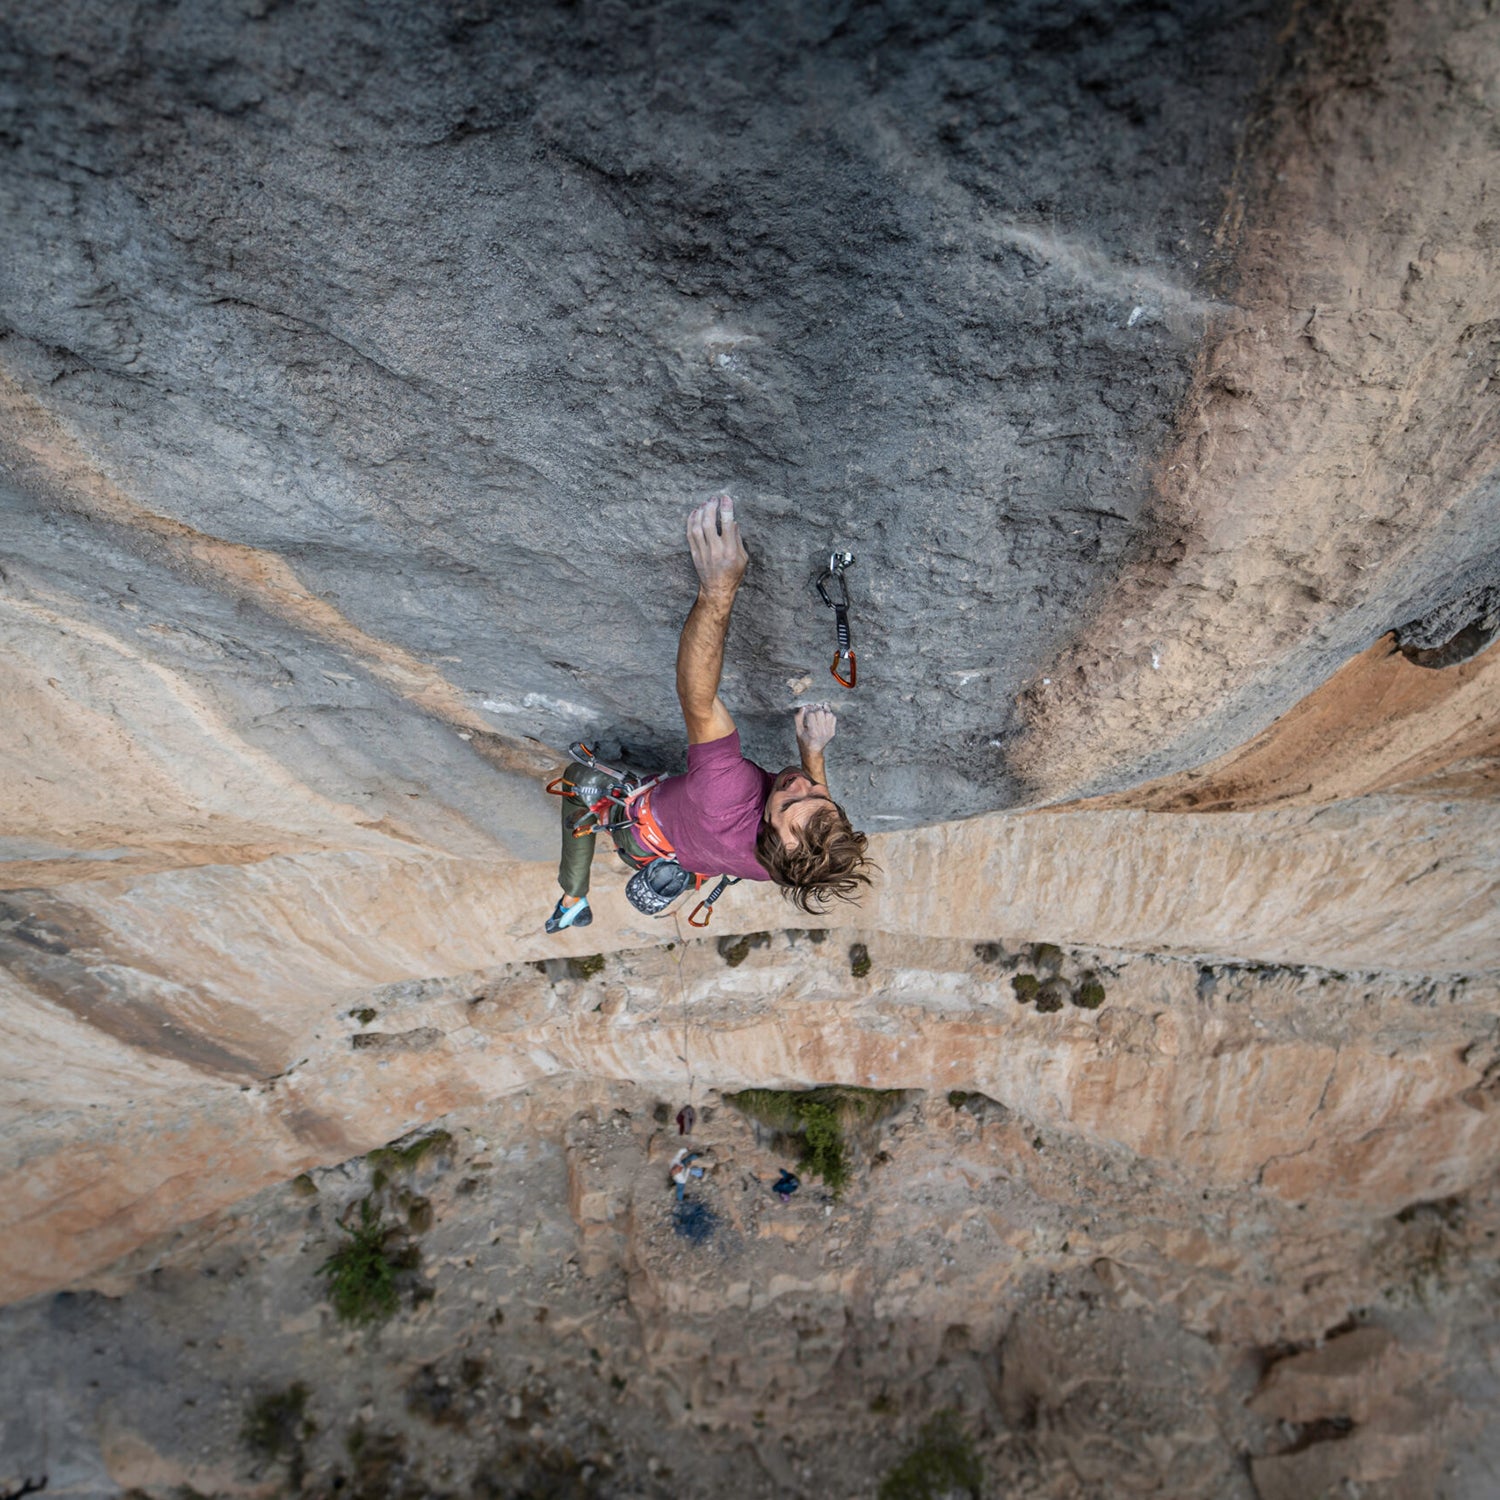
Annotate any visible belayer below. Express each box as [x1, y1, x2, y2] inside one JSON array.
[[546, 492, 874, 933]]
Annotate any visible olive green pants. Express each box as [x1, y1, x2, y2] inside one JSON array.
[[557, 762, 656, 899]]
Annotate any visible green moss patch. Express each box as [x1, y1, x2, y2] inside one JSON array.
[[242, 1382, 315, 1485], [727, 1085, 905, 1199], [1011, 973, 1039, 1002], [717, 930, 771, 967], [366, 1130, 453, 1178], [849, 941, 872, 979], [878, 1412, 982, 1500], [1073, 974, 1107, 1009], [566, 952, 605, 980], [242, 1382, 314, 1456], [1028, 942, 1064, 971]]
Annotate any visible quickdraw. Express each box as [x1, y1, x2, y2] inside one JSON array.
[[816, 550, 857, 688]]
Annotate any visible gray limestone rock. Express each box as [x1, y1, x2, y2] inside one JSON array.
[[1, 0, 1494, 835], [0, 0, 1289, 830]]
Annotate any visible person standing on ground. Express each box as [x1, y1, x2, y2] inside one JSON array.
[[547, 492, 873, 932]]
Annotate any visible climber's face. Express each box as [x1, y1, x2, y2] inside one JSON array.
[[764, 767, 834, 850]]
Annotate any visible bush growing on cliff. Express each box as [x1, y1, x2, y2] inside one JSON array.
[[727, 1086, 905, 1198], [1073, 974, 1107, 1009], [1035, 978, 1068, 1013], [1027, 942, 1064, 971], [718, 930, 770, 967], [796, 1100, 849, 1193], [319, 1199, 404, 1325], [877, 1411, 982, 1500]]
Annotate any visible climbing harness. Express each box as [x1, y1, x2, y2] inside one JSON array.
[[816, 550, 857, 688], [546, 742, 739, 926], [545, 741, 649, 838]]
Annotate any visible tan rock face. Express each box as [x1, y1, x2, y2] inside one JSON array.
[[0, 0, 1495, 1319], [1010, 0, 1500, 803], [4, 928, 1497, 1306], [1, 0, 1499, 1491], [1248, 1327, 1457, 1500], [1069, 632, 1500, 813], [3, 1075, 1494, 1498], [1251, 1326, 1422, 1426]]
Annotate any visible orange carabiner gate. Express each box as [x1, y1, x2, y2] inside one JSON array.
[[687, 874, 740, 928], [830, 651, 856, 690]]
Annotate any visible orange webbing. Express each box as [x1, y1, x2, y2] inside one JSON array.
[[629, 786, 676, 860]]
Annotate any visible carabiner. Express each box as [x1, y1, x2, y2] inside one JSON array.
[[687, 874, 740, 927], [831, 650, 856, 689], [816, 552, 853, 611]]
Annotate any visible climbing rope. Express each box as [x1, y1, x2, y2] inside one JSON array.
[[669, 907, 695, 1113]]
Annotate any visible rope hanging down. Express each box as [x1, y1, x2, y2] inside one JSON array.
[[816, 550, 857, 688]]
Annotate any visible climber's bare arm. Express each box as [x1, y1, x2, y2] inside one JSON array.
[[678, 493, 749, 745], [795, 703, 835, 786]]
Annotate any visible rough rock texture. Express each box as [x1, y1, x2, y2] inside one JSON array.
[[6, 906, 1500, 1289], [4, 782, 1497, 1301], [3, 0, 1497, 830], [2, 1042, 1497, 1497], [4, 0, 1500, 1495], [1070, 629, 1500, 810], [1010, 0, 1500, 800], [0, 0, 1287, 825]]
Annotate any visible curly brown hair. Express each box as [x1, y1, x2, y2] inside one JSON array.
[[755, 801, 875, 913]]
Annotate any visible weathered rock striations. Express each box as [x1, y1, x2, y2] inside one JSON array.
[[2, 0, 1497, 836], [2, 1058, 1496, 1497], [4, 921, 1498, 1303], [2, 0, 1500, 1493]]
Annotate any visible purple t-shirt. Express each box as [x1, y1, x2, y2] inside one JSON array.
[[649, 731, 775, 881]]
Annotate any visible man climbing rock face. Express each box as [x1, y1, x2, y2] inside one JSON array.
[[547, 493, 873, 932]]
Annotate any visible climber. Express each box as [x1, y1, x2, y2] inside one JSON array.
[[546, 492, 873, 933]]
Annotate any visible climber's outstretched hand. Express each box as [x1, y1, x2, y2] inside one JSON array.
[[687, 492, 749, 601], [795, 703, 837, 756]]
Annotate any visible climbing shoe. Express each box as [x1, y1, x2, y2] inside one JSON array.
[[545, 896, 592, 933]]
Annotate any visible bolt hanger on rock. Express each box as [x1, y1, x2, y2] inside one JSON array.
[[817, 550, 857, 688]]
